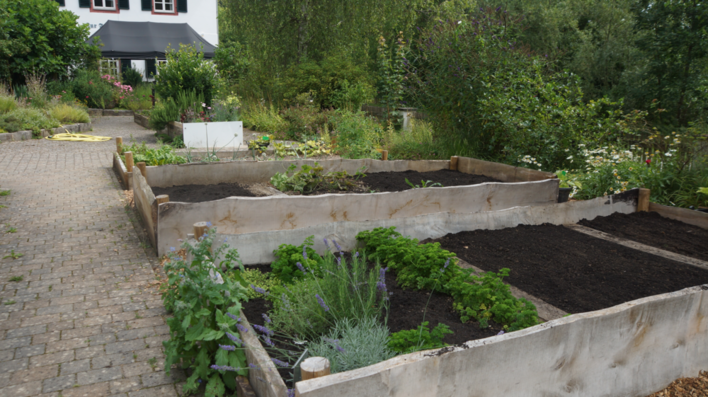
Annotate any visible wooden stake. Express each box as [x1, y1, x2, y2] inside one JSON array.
[[450, 156, 459, 171], [638, 188, 651, 212], [124, 151, 134, 172], [235, 376, 256, 397], [194, 222, 208, 241], [156, 195, 169, 205], [116, 137, 123, 154], [381, 150, 388, 161], [301, 357, 330, 381], [136, 162, 147, 178]]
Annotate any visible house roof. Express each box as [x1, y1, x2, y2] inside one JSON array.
[[87, 20, 216, 59]]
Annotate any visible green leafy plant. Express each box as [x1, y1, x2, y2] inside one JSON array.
[[270, 163, 362, 194], [121, 67, 143, 89], [3, 250, 23, 259], [0, 190, 10, 196], [133, 145, 187, 166], [156, 44, 218, 106], [49, 103, 90, 124], [65, 69, 116, 109], [271, 235, 323, 283], [161, 229, 250, 396], [388, 322, 453, 354], [232, 269, 283, 299], [9, 275, 23, 282], [6, 226, 16, 233], [404, 179, 443, 189], [307, 317, 396, 373], [4, 300, 16, 305], [357, 227, 539, 331]]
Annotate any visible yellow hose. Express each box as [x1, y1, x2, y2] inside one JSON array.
[[45, 132, 112, 142]]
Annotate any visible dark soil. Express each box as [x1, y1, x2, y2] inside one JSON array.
[[578, 211, 708, 261], [241, 263, 502, 349], [152, 169, 501, 203], [152, 182, 258, 203], [427, 224, 708, 314]]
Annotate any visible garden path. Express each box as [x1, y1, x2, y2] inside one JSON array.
[[0, 116, 187, 396]]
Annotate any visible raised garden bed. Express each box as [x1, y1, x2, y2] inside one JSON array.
[[427, 224, 708, 314], [152, 169, 501, 202], [579, 211, 708, 261]]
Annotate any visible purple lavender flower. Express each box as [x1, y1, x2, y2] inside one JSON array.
[[262, 336, 275, 347], [377, 267, 388, 292], [497, 330, 505, 336], [206, 222, 213, 227], [262, 313, 271, 323], [226, 332, 243, 345], [219, 344, 236, 351], [271, 358, 290, 367], [316, 294, 329, 311], [440, 258, 451, 273], [323, 238, 329, 248], [236, 324, 249, 333], [253, 324, 274, 336], [170, 247, 176, 252], [249, 363, 259, 369], [302, 246, 308, 260], [250, 284, 268, 296], [333, 240, 342, 252], [211, 364, 238, 371], [354, 252, 359, 258], [296, 262, 307, 275], [287, 389, 296, 397], [227, 313, 241, 322], [336, 256, 342, 266], [324, 337, 346, 353]]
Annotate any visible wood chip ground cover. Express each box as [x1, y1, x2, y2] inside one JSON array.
[[151, 169, 500, 203], [579, 211, 708, 261], [646, 371, 708, 397], [426, 224, 708, 314]]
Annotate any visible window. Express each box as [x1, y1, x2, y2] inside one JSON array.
[[99, 59, 120, 78], [94, 0, 116, 10], [154, 0, 174, 13]]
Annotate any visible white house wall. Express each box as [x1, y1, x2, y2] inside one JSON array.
[[60, 0, 219, 46]]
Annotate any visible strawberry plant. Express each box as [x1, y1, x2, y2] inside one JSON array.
[[162, 228, 250, 396]]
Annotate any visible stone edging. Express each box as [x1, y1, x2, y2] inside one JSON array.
[[133, 113, 182, 137], [0, 122, 93, 143], [88, 109, 135, 117]]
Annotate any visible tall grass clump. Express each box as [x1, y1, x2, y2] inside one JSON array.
[[50, 103, 90, 124], [0, 94, 17, 114], [384, 119, 436, 160], [241, 99, 287, 134]]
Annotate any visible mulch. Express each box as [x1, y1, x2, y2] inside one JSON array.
[[646, 371, 708, 397]]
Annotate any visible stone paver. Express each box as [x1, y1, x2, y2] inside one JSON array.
[[0, 117, 181, 396]]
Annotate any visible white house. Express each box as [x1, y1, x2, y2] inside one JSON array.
[[55, 0, 218, 78]]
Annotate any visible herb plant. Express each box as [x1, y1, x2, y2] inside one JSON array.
[[387, 322, 453, 354], [271, 236, 324, 283], [404, 179, 443, 189], [161, 228, 250, 396]]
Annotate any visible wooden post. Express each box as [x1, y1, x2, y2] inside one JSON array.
[[301, 357, 330, 381], [124, 152, 134, 173], [450, 156, 459, 171], [156, 195, 169, 205], [116, 137, 123, 154], [194, 222, 208, 241], [381, 150, 388, 161], [136, 162, 147, 178], [235, 376, 256, 397], [638, 188, 651, 212]]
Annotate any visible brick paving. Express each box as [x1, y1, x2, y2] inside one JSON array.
[[0, 117, 185, 396]]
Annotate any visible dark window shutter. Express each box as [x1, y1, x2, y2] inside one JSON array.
[[177, 0, 187, 13], [78, 0, 90, 8], [121, 59, 132, 74], [146, 59, 157, 77], [141, 0, 152, 11], [55, 0, 65, 6], [118, 0, 129, 9]]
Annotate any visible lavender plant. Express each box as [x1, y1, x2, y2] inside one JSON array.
[[161, 227, 251, 396]]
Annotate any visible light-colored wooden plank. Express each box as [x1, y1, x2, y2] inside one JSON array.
[[649, 202, 708, 230], [638, 188, 650, 212], [450, 156, 459, 171]]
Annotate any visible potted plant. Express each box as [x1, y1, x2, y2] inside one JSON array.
[[557, 171, 575, 203]]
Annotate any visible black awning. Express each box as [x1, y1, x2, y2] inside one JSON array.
[[87, 20, 216, 59]]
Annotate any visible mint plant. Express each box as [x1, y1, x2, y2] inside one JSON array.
[[388, 322, 453, 354], [161, 228, 250, 396]]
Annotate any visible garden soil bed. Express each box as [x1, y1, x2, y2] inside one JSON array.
[[426, 224, 708, 314], [578, 211, 708, 261], [151, 169, 500, 203]]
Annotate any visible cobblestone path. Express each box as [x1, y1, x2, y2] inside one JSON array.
[[0, 117, 185, 396]]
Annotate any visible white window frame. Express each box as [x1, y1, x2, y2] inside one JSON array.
[[154, 0, 175, 13], [93, 0, 117, 10], [99, 59, 120, 78]]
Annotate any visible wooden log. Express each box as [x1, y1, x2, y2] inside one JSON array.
[[155, 195, 169, 205], [236, 376, 257, 397], [124, 151, 134, 173], [381, 150, 388, 161], [301, 357, 331, 381], [194, 222, 209, 241], [136, 162, 147, 178], [450, 156, 459, 171], [638, 188, 650, 212]]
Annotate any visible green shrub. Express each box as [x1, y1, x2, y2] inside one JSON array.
[[0, 95, 17, 114], [119, 84, 153, 111], [356, 227, 539, 331], [148, 99, 180, 131], [270, 235, 323, 283], [0, 108, 59, 133], [161, 229, 250, 396], [121, 67, 143, 89], [269, 247, 387, 339], [307, 317, 396, 373], [388, 322, 453, 354], [280, 95, 334, 141], [241, 100, 288, 135], [69, 69, 115, 109], [331, 110, 382, 159], [156, 44, 217, 105], [49, 103, 89, 124], [232, 269, 282, 300]]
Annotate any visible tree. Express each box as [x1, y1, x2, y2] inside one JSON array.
[[0, 0, 100, 85]]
